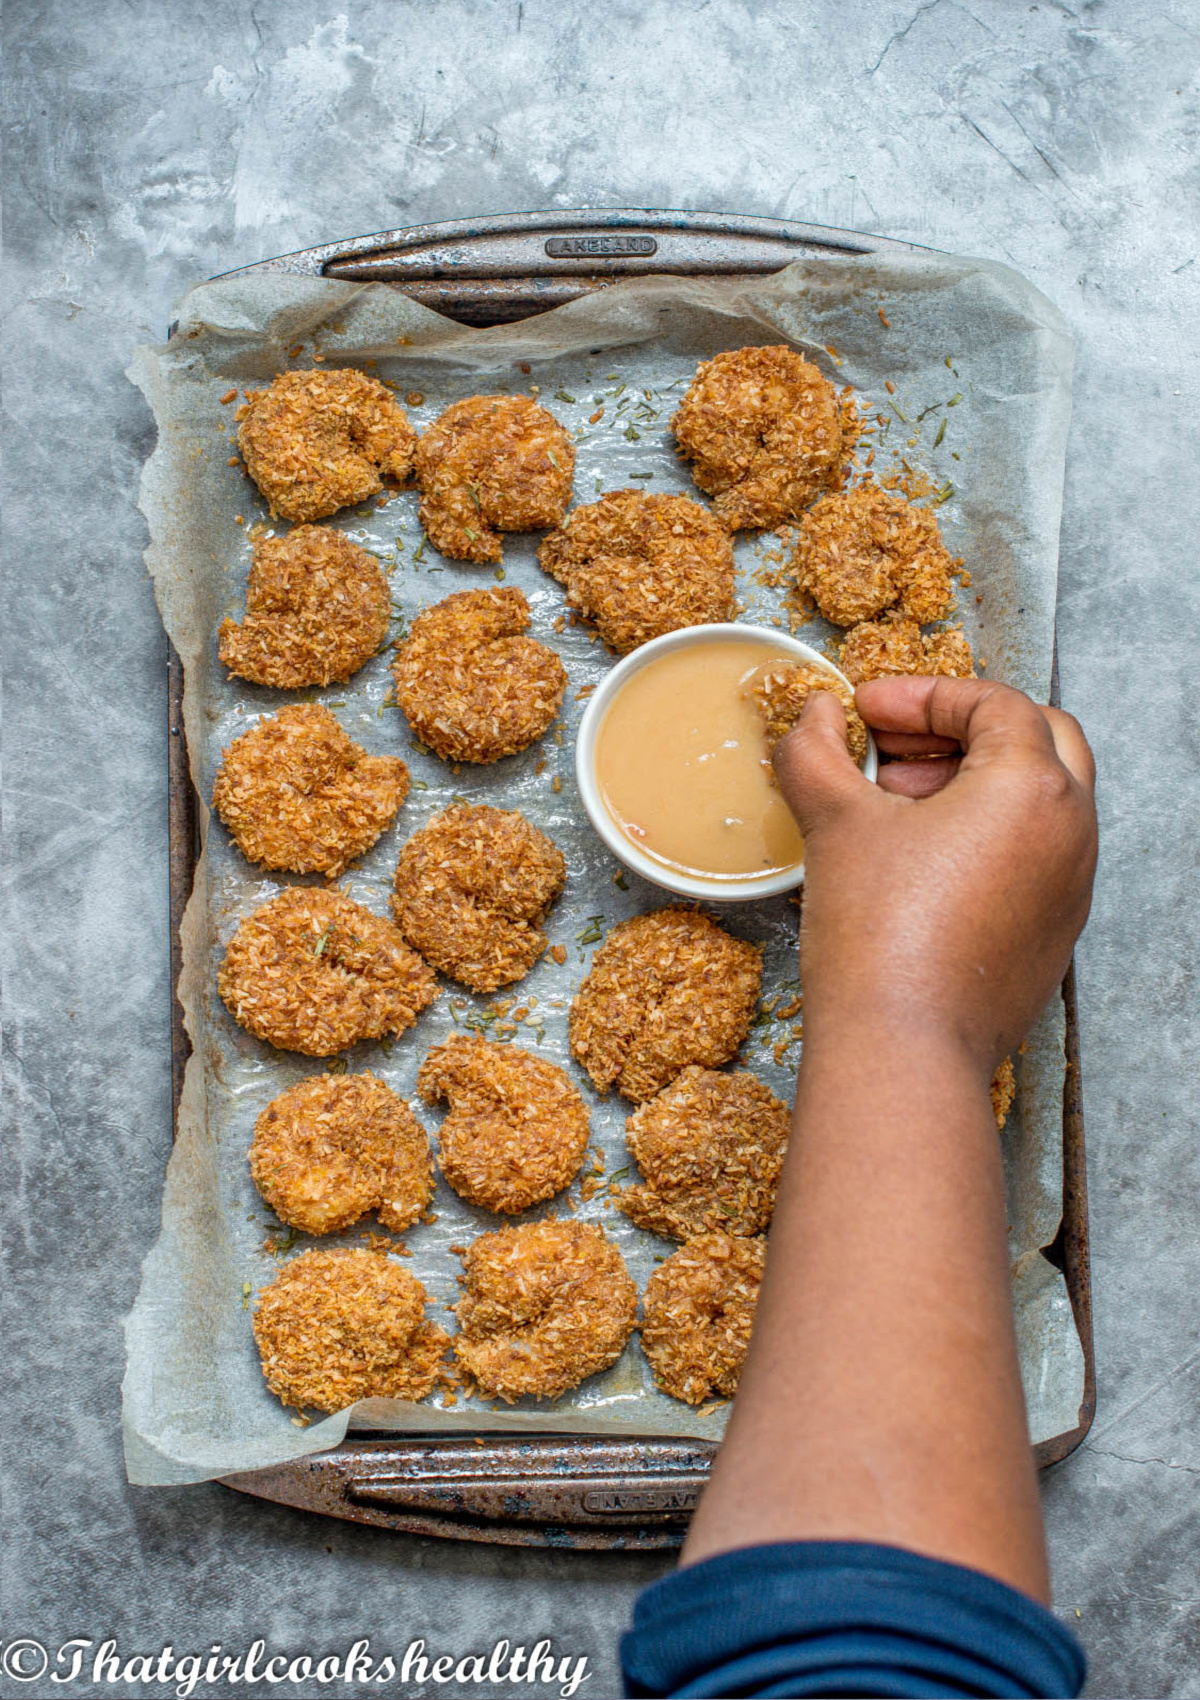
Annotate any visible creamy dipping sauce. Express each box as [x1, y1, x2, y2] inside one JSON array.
[[594, 639, 806, 881]]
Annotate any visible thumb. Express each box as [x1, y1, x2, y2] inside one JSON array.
[[772, 688, 871, 834]]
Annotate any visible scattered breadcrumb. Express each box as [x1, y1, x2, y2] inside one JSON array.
[[453, 1219, 637, 1401], [237, 368, 416, 522], [569, 909, 762, 1102], [393, 586, 567, 764], [392, 804, 565, 993], [616, 1066, 789, 1240], [418, 1033, 589, 1213], [991, 1056, 1016, 1130], [790, 484, 957, 627], [249, 1071, 434, 1234], [415, 395, 575, 562], [218, 525, 390, 688], [753, 661, 869, 766], [218, 886, 437, 1056], [640, 1232, 766, 1404], [839, 614, 976, 683]]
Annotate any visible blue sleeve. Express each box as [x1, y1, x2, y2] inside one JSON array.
[[620, 1540, 1086, 1698]]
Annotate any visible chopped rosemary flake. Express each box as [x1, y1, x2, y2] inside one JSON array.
[[628, 471, 653, 479], [889, 401, 908, 423], [410, 778, 428, 790], [413, 540, 426, 562], [327, 1057, 348, 1075], [466, 484, 481, 510], [241, 1282, 252, 1309], [624, 425, 640, 441], [613, 870, 629, 890], [554, 390, 576, 403], [577, 915, 605, 944], [946, 392, 963, 407], [493, 566, 505, 581], [409, 737, 432, 755], [547, 451, 560, 469], [609, 1166, 630, 1183], [313, 927, 333, 958], [934, 417, 947, 447], [379, 1037, 393, 1055], [934, 481, 956, 505]]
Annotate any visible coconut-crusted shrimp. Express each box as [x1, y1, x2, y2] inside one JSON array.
[[392, 804, 565, 994], [218, 886, 437, 1056], [672, 345, 858, 532], [839, 614, 976, 684], [218, 526, 390, 688], [415, 395, 574, 563], [418, 1034, 589, 1214], [752, 661, 870, 766], [537, 489, 736, 653], [237, 368, 417, 523], [615, 1066, 789, 1241], [569, 909, 762, 1103], [453, 1219, 637, 1402], [253, 1248, 452, 1411], [212, 705, 409, 878], [640, 1233, 766, 1405], [791, 484, 957, 627], [393, 586, 566, 765], [249, 1072, 434, 1235]]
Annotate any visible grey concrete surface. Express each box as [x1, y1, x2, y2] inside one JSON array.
[[3, 2, 1198, 1695]]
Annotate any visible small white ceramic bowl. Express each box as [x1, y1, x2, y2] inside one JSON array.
[[575, 623, 877, 902]]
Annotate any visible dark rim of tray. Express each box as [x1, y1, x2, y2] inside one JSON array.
[[164, 209, 1094, 1546]]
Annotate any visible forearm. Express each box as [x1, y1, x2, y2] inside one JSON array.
[[682, 1012, 1048, 1602]]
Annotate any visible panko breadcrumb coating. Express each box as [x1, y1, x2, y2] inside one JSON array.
[[753, 661, 869, 766], [453, 1219, 637, 1402], [212, 705, 409, 877], [218, 887, 437, 1056], [640, 1233, 765, 1405], [249, 1072, 434, 1235], [991, 1056, 1016, 1130], [569, 909, 762, 1103], [218, 525, 390, 688], [791, 484, 957, 627], [616, 1066, 788, 1241], [253, 1248, 451, 1412], [392, 804, 565, 993], [418, 1034, 589, 1214], [537, 489, 735, 653], [839, 615, 976, 684], [237, 368, 417, 523], [393, 586, 566, 764], [672, 345, 857, 532], [415, 395, 575, 563]]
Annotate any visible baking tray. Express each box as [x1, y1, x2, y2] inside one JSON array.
[[163, 209, 1094, 1547]]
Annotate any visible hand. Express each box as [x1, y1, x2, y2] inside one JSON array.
[[773, 676, 1097, 1069]]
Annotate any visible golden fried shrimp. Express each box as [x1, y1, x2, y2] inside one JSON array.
[[453, 1219, 637, 1402], [569, 909, 762, 1103], [392, 804, 565, 993], [537, 489, 735, 653], [218, 886, 437, 1057], [752, 661, 869, 766], [249, 1072, 434, 1235], [212, 705, 409, 878], [393, 586, 566, 764], [237, 368, 417, 523], [839, 615, 976, 684], [415, 395, 574, 563], [253, 1248, 451, 1411], [640, 1233, 765, 1405], [671, 345, 857, 532], [791, 484, 957, 627], [991, 1056, 1016, 1130], [218, 525, 390, 688], [615, 1066, 788, 1241], [417, 1034, 589, 1214]]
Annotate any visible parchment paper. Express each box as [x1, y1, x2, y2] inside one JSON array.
[[123, 254, 1081, 1485]]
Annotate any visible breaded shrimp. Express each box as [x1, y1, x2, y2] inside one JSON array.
[[537, 489, 735, 653], [393, 586, 566, 764], [752, 661, 869, 766], [249, 1072, 434, 1235], [418, 1034, 589, 1214], [253, 1247, 451, 1411], [392, 804, 565, 993], [640, 1233, 765, 1405], [569, 909, 762, 1103], [672, 345, 858, 531], [237, 368, 417, 523], [415, 395, 574, 563], [212, 705, 409, 877], [453, 1219, 637, 1402], [839, 614, 976, 684], [218, 525, 390, 688], [991, 1056, 1016, 1130], [218, 886, 437, 1056], [791, 484, 957, 627], [615, 1066, 789, 1241]]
